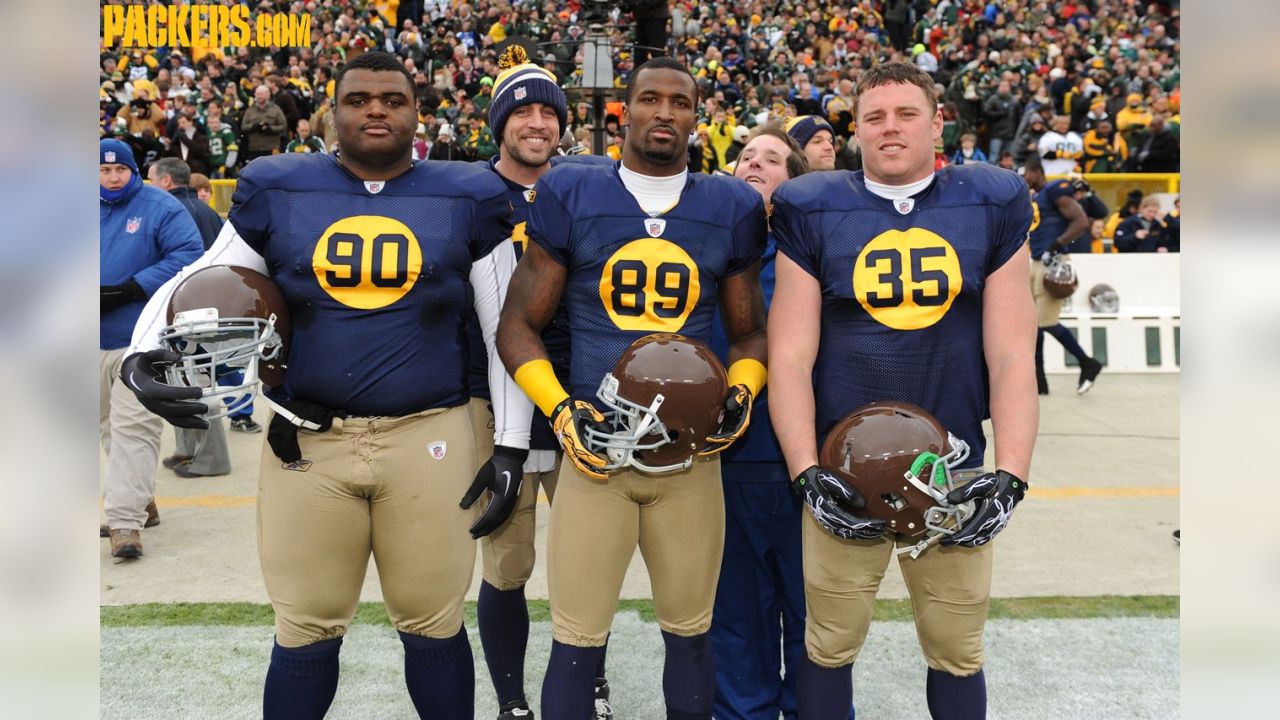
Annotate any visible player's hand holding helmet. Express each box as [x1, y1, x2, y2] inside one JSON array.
[[941, 469, 1027, 548], [125, 265, 290, 429], [461, 445, 530, 538], [587, 333, 730, 475], [552, 399, 612, 479], [819, 401, 976, 556], [793, 465, 887, 540], [699, 383, 753, 456], [121, 349, 209, 428]]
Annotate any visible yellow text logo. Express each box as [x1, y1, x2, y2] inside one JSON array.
[[311, 216, 423, 310], [101, 5, 311, 49]]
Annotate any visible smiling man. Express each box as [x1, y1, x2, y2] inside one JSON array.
[[121, 52, 532, 719], [465, 45, 617, 720], [768, 62, 1038, 718], [497, 56, 768, 719]]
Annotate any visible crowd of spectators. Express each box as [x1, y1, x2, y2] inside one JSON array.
[[100, 1, 1179, 219]]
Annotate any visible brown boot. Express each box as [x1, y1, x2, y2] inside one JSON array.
[[109, 529, 143, 558], [163, 454, 193, 469], [100, 500, 160, 538]]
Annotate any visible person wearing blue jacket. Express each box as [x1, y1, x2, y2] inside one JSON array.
[[710, 127, 854, 720], [100, 138, 202, 559]]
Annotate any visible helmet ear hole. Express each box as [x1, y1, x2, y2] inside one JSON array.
[[881, 492, 907, 512]]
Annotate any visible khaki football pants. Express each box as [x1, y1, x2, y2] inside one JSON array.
[[468, 398, 560, 591], [801, 500, 994, 677], [257, 404, 477, 648], [1031, 259, 1066, 328], [547, 457, 725, 646]]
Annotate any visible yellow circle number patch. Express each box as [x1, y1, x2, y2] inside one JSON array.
[[852, 228, 963, 330], [599, 238, 701, 332], [311, 215, 423, 309]]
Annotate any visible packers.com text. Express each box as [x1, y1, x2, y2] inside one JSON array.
[[102, 4, 312, 49]]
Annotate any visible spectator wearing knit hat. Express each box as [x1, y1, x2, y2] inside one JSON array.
[[785, 114, 836, 171]]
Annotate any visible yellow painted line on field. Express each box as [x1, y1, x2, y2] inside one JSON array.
[[1030, 486, 1179, 499], [155, 495, 257, 509], [152, 486, 1177, 510]]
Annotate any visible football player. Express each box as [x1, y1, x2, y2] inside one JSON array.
[[497, 57, 769, 719], [121, 52, 532, 719], [769, 62, 1038, 718], [1022, 160, 1105, 395], [462, 46, 616, 720]]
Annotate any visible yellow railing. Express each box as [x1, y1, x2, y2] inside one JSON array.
[[207, 174, 1180, 220], [1047, 173, 1180, 214]]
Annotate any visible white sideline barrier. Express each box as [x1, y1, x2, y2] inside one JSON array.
[[1042, 253, 1180, 374]]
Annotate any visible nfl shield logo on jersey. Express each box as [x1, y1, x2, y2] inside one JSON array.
[[126, 217, 142, 233], [646, 219, 666, 237], [896, 199, 914, 215], [428, 441, 447, 460], [364, 181, 384, 194]]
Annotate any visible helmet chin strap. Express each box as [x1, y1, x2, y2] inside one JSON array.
[[897, 434, 974, 559]]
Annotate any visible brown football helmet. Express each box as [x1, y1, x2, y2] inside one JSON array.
[[587, 333, 728, 474], [1042, 255, 1079, 299], [819, 401, 975, 558], [158, 265, 290, 418]]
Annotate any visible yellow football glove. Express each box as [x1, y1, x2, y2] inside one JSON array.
[[551, 398, 611, 479], [700, 383, 753, 456]]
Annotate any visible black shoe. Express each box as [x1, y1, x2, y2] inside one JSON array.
[[1076, 357, 1103, 395], [174, 465, 230, 478], [1173, 529, 1180, 545], [162, 453, 193, 469], [497, 701, 533, 720], [593, 678, 613, 720], [230, 417, 262, 433], [1036, 367, 1049, 396]]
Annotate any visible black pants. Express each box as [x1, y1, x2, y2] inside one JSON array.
[[634, 17, 669, 63]]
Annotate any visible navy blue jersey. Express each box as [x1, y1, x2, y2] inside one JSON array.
[[467, 154, 616, 401], [711, 232, 782, 466], [228, 153, 511, 416], [528, 162, 766, 403], [1028, 178, 1075, 256], [772, 164, 1031, 468]]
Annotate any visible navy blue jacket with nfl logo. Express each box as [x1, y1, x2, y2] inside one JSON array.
[[527, 161, 767, 403], [131, 153, 524, 426], [771, 163, 1032, 468]]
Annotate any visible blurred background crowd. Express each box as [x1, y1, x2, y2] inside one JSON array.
[[100, 0, 1180, 247]]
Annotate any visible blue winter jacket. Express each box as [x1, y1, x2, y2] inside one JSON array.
[[100, 181, 203, 349]]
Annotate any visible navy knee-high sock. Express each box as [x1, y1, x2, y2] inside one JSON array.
[[796, 654, 852, 720], [477, 581, 530, 705], [541, 640, 605, 720], [400, 628, 475, 720], [1035, 328, 1046, 367], [925, 668, 986, 720], [662, 631, 715, 719], [595, 633, 609, 684], [263, 636, 342, 720], [1045, 323, 1089, 363]]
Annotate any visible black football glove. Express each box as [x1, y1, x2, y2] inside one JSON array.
[[793, 465, 887, 541], [700, 384, 753, 456], [101, 279, 146, 313], [460, 445, 529, 539], [120, 350, 209, 428], [551, 398, 611, 479], [266, 399, 337, 464], [942, 470, 1027, 548]]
